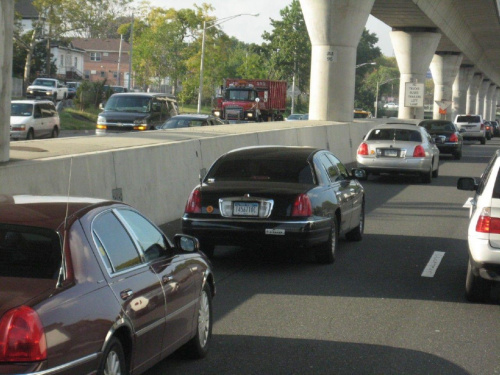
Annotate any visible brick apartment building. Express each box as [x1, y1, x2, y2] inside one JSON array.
[[71, 38, 131, 87]]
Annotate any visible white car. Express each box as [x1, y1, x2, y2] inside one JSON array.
[[383, 102, 398, 109], [457, 150, 500, 302], [454, 114, 486, 145], [10, 100, 60, 140]]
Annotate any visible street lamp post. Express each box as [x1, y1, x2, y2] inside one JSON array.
[[375, 77, 399, 118], [197, 13, 259, 114]]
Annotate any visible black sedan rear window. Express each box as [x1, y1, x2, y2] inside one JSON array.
[[0, 225, 61, 279], [367, 129, 422, 142], [207, 159, 314, 184], [421, 122, 455, 132]]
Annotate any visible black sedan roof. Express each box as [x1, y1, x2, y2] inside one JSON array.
[[222, 146, 320, 162]]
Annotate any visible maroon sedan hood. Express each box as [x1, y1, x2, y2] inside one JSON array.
[[0, 278, 56, 316]]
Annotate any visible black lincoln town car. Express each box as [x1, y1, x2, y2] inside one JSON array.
[[182, 146, 366, 263]]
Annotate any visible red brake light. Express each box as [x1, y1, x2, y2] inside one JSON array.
[[480, 123, 484, 130], [413, 145, 426, 157], [449, 133, 458, 142], [185, 188, 202, 213], [357, 143, 368, 155], [475, 208, 500, 234], [0, 306, 47, 362], [292, 194, 312, 216]]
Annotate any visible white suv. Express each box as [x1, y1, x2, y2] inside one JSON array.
[[454, 114, 486, 145], [457, 150, 500, 301], [10, 100, 60, 140]]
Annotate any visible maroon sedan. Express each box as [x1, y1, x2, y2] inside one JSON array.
[[0, 195, 215, 374]]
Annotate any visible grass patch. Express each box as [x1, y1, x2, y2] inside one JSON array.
[[60, 107, 100, 130]]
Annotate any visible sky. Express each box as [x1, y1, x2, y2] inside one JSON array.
[[134, 0, 394, 57]]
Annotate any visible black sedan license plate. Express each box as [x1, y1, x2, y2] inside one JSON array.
[[233, 202, 259, 216]]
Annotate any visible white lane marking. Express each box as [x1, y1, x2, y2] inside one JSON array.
[[421, 251, 446, 278], [463, 197, 473, 208]]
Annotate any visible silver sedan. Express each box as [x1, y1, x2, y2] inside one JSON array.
[[356, 123, 440, 183]]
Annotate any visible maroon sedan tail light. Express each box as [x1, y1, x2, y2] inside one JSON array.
[[449, 133, 458, 143], [291, 194, 312, 216], [185, 188, 202, 213], [0, 306, 47, 362]]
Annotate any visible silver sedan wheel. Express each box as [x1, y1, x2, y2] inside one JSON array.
[[197, 290, 210, 348]]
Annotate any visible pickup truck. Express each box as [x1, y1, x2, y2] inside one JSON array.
[[26, 78, 68, 102]]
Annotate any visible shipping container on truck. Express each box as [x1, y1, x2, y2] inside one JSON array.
[[213, 79, 287, 122]]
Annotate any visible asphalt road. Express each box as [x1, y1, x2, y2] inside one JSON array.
[[149, 139, 500, 375]]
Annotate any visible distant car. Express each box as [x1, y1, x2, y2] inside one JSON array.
[[285, 113, 307, 121], [10, 100, 60, 140], [454, 114, 486, 145], [156, 114, 226, 129], [356, 122, 440, 183], [418, 119, 464, 160], [182, 146, 366, 263], [490, 120, 500, 136], [383, 102, 398, 109], [66, 81, 81, 99], [0, 195, 215, 373], [484, 121, 493, 140], [457, 150, 500, 301]]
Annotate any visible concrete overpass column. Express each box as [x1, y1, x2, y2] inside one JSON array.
[[452, 64, 474, 120], [476, 79, 490, 117], [467, 74, 483, 114], [494, 88, 500, 121], [0, 1, 13, 163], [390, 28, 441, 120], [300, 0, 375, 122], [485, 84, 496, 120], [430, 52, 462, 120]]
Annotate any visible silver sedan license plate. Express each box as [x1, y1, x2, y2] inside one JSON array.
[[233, 202, 259, 216], [384, 149, 398, 157]]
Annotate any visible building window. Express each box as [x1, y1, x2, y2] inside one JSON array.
[[101, 71, 106, 78], [60, 55, 64, 67], [74, 57, 78, 67], [84, 70, 90, 79], [113, 71, 118, 78], [90, 52, 101, 61]]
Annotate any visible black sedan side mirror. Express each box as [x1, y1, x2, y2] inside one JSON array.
[[174, 234, 200, 253], [351, 168, 367, 180], [457, 177, 478, 191]]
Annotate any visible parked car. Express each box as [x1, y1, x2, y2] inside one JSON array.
[[454, 114, 486, 144], [0, 195, 215, 373], [356, 122, 440, 183], [66, 82, 81, 99], [490, 120, 500, 137], [383, 102, 398, 110], [156, 114, 226, 129], [96, 92, 179, 135], [457, 150, 500, 301], [10, 100, 60, 140], [417, 119, 464, 160], [26, 78, 68, 102], [353, 109, 372, 119], [484, 121, 493, 140], [182, 146, 366, 263]]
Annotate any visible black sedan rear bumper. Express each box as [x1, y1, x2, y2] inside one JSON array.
[[182, 216, 331, 248]]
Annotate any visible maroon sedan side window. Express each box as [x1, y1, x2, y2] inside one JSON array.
[[93, 211, 142, 273]]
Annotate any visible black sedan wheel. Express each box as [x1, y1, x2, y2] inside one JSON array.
[[182, 284, 212, 358], [98, 337, 126, 375], [454, 150, 462, 160], [346, 201, 364, 241], [316, 216, 338, 264]]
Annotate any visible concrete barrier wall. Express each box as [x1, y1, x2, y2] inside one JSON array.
[[0, 120, 379, 225]]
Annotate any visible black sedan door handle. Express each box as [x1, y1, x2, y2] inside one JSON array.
[[120, 289, 133, 300], [163, 275, 174, 284]]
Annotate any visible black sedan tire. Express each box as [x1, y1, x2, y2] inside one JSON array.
[[316, 216, 338, 264], [346, 202, 364, 242], [465, 259, 492, 302], [454, 150, 462, 160], [480, 137, 486, 145], [98, 337, 126, 375], [201, 243, 215, 258], [182, 284, 212, 359]]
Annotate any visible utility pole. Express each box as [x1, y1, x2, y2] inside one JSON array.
[[117, 34, 123, 86], [0, 0, 14, 162], [128, 15, 134, 91]]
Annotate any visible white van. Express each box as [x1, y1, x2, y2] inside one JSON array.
[[454, 114, 486, 145], [10, 100, 60, 140]]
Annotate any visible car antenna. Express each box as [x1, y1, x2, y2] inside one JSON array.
[[57, 157, 73, 288]]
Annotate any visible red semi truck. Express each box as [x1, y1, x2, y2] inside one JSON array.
[[213, 79, 287, 122]]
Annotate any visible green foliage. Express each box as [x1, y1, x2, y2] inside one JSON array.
[[73, 80, 108, 110], [12, 32, 57, 79]]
